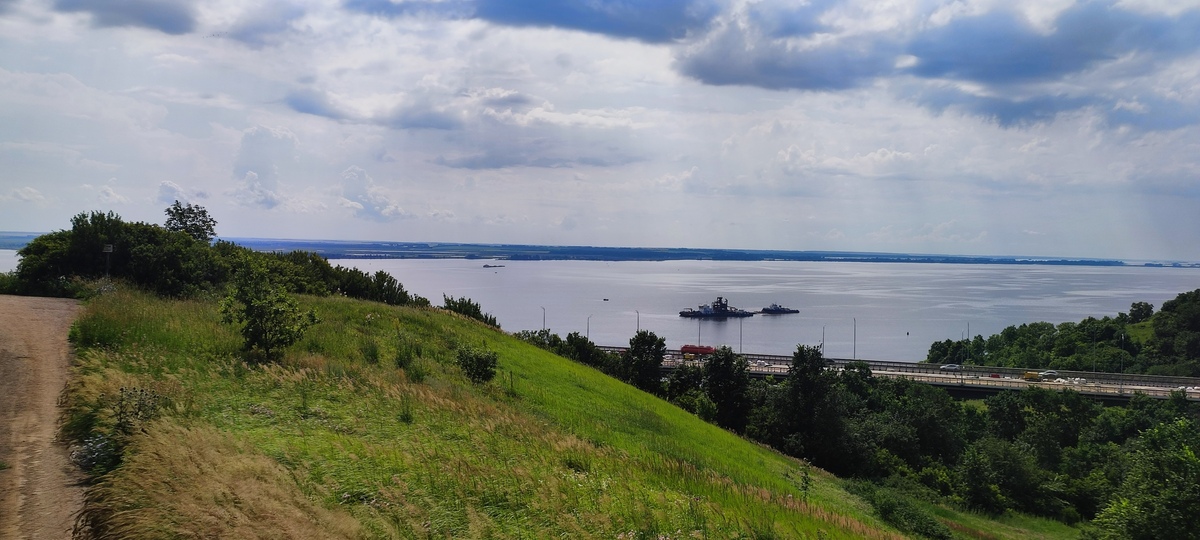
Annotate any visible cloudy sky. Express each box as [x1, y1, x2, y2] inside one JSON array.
[[2, 0, 1200, 261]]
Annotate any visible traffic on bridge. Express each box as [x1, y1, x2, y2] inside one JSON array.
[[599, 346, 1200, 402]]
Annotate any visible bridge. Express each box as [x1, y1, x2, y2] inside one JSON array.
[[598, 347, 1200, 402]]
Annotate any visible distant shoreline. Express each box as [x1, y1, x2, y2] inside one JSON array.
[[3, 233, 1198, 268]]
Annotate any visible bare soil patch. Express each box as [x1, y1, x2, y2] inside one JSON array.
[[0, 295, 84, 539]]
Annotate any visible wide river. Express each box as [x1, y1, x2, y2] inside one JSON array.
[[4, 249, 1197, 362], [332, 258, 1200, 362]]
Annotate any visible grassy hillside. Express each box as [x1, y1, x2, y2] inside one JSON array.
[[62, 287, 1075, 539]]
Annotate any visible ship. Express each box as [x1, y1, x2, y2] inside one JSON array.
[[679, 296, 755, 318], [760, 303, 799, 314]]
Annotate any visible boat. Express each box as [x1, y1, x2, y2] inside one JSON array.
[[760, 303, 799, 314], [679, 296, 755, 318]]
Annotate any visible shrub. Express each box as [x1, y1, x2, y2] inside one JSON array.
[[443, 295, 499, 328], [220, 255, 318, 361], [360, 338, 380, 365], [457, 346, 498, 383]]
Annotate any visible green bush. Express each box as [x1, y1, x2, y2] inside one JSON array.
[[457, 346, 498, 383], [220, 255, 318, 361], [443, 295, 499, 328]]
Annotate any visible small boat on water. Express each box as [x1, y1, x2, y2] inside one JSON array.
[[760, 303, 799, 314], [679, 296, 755, 318]]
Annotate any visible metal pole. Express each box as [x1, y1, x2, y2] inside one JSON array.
[[540, 306, 545, 332], [587, 314, 592, 340], [739, 317, 743, 354], [853, 317, 856, 360], [635, 310, 640, 332], [822, 325, 826, 356]]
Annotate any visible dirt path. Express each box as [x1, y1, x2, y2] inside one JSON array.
[[0, 295, 84, 539]]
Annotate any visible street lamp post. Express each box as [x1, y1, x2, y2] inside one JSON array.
[[853, 317, 857, 360], [540, 306, 546, 332], [587, 314, 592, 340], [635, 310, 640, 332], [739, 317, 743, 354], [821, 325, 826, 356]]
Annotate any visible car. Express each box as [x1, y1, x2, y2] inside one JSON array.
[[1039, 370, 1059, 378], [940, 364, 962, 372]]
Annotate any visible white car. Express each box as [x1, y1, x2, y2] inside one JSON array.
[[940, 364, 962, 372]]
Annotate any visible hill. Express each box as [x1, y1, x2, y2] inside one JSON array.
[[57, 286, 1079, 539], [64, 287, 883, 538]]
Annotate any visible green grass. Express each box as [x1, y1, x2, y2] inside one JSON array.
[[60, 286, 1079, 539], [924, 503, 1081, 540], [1126, 321, 1153, 345]]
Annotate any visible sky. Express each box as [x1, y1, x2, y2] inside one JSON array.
[[2, 0, 1200, 261]]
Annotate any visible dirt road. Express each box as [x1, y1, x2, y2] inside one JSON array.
[[0, 295, 84, 539]]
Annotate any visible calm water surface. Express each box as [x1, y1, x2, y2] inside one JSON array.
[[334, 258, 1200, 362], [5, 249, 1195, 362]]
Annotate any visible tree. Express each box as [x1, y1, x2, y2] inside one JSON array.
[[1129, 302, 1154, 324], [1091, 419, 1200, 539], [703, 346, 750, 432], [220, 255, 318, 361], [164, 200, 217, 243], [623, 330, 666, 393]]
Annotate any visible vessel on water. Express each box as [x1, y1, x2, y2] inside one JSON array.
[[679, 296, 755, 318], [760, 303, 799, 314]]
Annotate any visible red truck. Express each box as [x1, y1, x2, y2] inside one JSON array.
[[680, 344, 716, 356]]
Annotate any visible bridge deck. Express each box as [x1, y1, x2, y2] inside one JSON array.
[[597, 346, 1200, 401]]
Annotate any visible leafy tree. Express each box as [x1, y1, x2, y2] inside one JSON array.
[[1091, 419, 1200, 539], [220, 255, 318, 361], [457, 346, 498, 383], [622, 330, 666, 394], [703, 346, 750, 432], [1129, 301, 1154, 324], [164, 200, 217, 243]]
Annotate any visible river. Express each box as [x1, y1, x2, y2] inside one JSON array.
[[331, 258, 1200, 362], [4, 249, 1196, 362]]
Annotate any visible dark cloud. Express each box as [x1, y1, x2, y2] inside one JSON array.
[[229, 3, 306, 48], [906, 3, 1200, 84], [345, 0, 719, 43], [677, 22, 893, 90], [909, 86, 1094, 127], [54, 0, 196, 35], [342, 0, 471, 19], [386, 105, 464, 130], [746, 0, 835, 38], [435, 150, 573, 169], [474, 0, 719, 43], [285, 90, 346, 120]]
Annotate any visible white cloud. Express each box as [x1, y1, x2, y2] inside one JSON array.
[[97, 185, 129, 204], [0, 0, 1197, 260], [5, 186, 45, 202], [338, 165, 409, 221]]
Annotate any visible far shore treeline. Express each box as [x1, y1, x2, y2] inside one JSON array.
[[5, 203, 1200, 538]]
